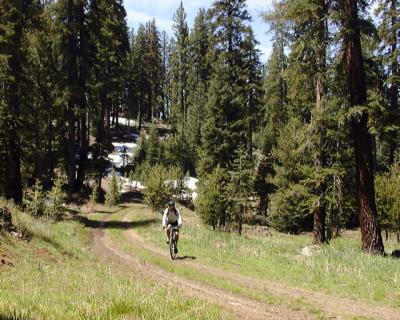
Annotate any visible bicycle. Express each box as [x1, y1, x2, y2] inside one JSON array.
[[168, 225, 180, 260]]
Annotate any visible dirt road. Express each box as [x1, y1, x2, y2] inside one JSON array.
[[90, 207, 400, 320]]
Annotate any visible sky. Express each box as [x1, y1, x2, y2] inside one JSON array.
[[124, 0, 274, 62]]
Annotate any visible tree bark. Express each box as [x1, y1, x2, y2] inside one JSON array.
[[343, 0, 384, 254], [312, 0, 327, 245]]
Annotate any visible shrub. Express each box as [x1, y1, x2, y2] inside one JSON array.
[[196, 166, 230, 230], [46, 173, 66, 220], [142, 165, 175, 212], [24, 179, 46, 217], [268, 183, 314, 234], [105, 169, 121, 207], [376, 162, 400, 236]]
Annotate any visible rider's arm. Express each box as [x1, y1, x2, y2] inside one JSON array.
[[176, 208, 182, 227], [162, 208, 168, 228]]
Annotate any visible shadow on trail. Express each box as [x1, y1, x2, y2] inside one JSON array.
[[120, 190, 143, 203], [76, 215, 157, 230], [176, 256, 196, 260], [0, 313, 32, 320]]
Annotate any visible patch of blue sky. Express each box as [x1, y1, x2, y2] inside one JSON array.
[[124, 0, 273, 62]]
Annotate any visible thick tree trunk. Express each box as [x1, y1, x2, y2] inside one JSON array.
[[8, 134, 22, 203], [344, 0, 384, 254], [312, 0, 327, 245]]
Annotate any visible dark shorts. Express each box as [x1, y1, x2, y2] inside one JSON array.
[[168, 221, 179, 228]]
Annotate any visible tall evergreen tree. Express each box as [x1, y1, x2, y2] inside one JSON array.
[[171, 1, 190, 129], [54, 0, 88, 192], [375, 0, 399, 165], [86, 0, 129, 196], [186, 8, 211, 172], [144, 19, 162, 121], [334, 0, 384, 254], [0, 0, 36, 202], [131, 24, 148, 131], [200, 0, 254, 174], [25, 2, 60, 187], [260, 32, 288, 153]]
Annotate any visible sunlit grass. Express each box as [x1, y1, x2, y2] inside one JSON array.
[[107, 209, 328, 318], [0, 205, 226, 320], [128, 204, 400, 309]]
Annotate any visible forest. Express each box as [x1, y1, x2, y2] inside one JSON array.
[[0, 0, 399, 256]]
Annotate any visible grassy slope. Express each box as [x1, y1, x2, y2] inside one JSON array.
[[123, 204, 400, 309], [0, 206, 226, 320]]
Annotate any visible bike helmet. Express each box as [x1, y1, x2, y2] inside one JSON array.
[[168, 200, 175, 207]]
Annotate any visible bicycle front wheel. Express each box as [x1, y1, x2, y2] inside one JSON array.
[[169, 239, 177, 260]]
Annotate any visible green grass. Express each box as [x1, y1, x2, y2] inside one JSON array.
[[126, 204, 400, 309], [0, 204, 227, 320], [106, 209, 328, 319]]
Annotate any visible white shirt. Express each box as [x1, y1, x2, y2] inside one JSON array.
[[162, 207, 182, 227]]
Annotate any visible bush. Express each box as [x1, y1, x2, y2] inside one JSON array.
[[89, 185, 99, 211], [196, 166, 230, 230], [376, 162, 400, 235], [105, 169, 121, 207], [142, 165, 175, 212], [268, 183, 314, 234], [46, 173, 66, 220], [24, 179, 46, 217]]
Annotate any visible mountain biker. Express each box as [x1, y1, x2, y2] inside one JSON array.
[[162, 200, 182, 250]]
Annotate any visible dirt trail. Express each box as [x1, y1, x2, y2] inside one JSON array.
[[120, 212, 400, 320], [91, 217, 316, 320]]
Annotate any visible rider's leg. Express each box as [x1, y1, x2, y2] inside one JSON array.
[[166, 228, 171, 242]]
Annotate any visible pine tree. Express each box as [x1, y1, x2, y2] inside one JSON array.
[[131, 24, 148, 131], [200, 0, 254, 174], [86, 0, 129, 197], [242, 29, 263, 154], [196, 166, 230, 230], [259, 31, 288, 153], [268, 118, 314, 233], [186, 9, 211, 168], [25, 179, 46, 217], [228, 145, 255, 235], [24, 2, 60, 188], [142, 165, 174, 212], [334, 0, 384, 254], [0, 0, 33, 202], [170, 1, 190, 130], [146, 125, 161, 166], [105, 168, 120, 207], [144, 19, 162, 122], [46, 172, 66, 220], [53, 0, 89, 193], [375, 0, 399, 165], [280, 0, 330, 243]]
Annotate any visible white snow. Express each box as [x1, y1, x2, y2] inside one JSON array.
[[107, 154, 124, 168], [184, 177, 198, 191], [119, 177, 145, 191], [111, 117, 137, 127], [112, 142, 137, 151]]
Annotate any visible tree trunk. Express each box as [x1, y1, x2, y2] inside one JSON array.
[[76, 109, 88, 191], [388, 0, 398, 165], [344, 0, 384, 254], [312, 0, 327, 245]]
